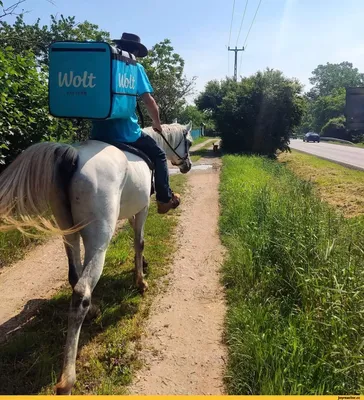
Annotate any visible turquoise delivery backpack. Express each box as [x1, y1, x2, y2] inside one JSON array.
[[48, 41, 138, 120]]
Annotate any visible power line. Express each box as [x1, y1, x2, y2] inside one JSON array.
[[228, 0, 236, 47], [235, 0, 249, 46], [243, 0, 262, 48]]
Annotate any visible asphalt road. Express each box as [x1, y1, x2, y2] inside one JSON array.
[[289, 139, 364, 170]]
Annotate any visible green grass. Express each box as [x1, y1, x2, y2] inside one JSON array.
[[325, 140, 364, 148], [0, 175, 186, 395], [190, 140, 219, 162], [0, 230, 44, 269], [220, 155, 364, 395], [191, 136, 215, 146], [279, 151, 364, 217]]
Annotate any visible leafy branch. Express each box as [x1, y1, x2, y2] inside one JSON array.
[[0, 0, 26, 19]]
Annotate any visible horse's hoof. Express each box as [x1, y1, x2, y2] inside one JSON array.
[[138, 280, 149, 294], [142, 257, 149, 274], [55, 383, 72, 395], [55, 373, 75, 395], [85, 304, 101, 321]]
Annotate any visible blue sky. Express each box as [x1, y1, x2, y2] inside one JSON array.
[[6, 0, 364, 97]]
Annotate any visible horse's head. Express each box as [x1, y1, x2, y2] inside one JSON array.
[[169, 121, 193, 174], [145, 121, 193, 174]]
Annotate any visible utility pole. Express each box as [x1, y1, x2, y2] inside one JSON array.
[[228, 46, 244, 81]]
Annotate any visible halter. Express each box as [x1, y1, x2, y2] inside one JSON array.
[[157, 130, 190, 167]]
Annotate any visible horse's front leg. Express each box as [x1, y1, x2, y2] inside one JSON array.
[[132, 207, 149, 293]]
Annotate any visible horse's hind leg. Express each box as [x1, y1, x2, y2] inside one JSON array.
[[64, 233, 82, 288], [50, 190, 82, 288], [132, 207, 149, 293], [55, 217, 116, 395], [129, 215, 148, 275]]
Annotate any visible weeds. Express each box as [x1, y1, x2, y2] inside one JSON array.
[[220, 155, 364, 394], [279, 151, 364, 217]]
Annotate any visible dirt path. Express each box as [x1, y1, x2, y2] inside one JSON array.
[[0, 221, 123, 341], [130, 156, 226, 395], [190, 138, 216, 151], [0, 238, 66, 340]]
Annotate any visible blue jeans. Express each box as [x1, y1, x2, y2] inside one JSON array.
[[130, 132, 172, 203]]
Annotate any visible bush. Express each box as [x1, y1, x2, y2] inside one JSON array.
[[0, 46, 74, 168], [197, 70, 304, 156], [321, 116, 350, 140]]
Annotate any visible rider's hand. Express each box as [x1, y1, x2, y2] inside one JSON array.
[[152, 120, 163, 134]]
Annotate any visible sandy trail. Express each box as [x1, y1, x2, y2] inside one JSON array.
[[130, 153, 226, 395]]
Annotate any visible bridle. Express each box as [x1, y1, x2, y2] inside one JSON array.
[[136, 102, 190, 167], [156, 130, 190, 167]]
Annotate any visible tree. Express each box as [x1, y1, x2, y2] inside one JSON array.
[[177, 105, 215, 135], [0, 14, 110, 66], [297, 87, 346, 134], [178, 105, 204, 127], [0, 14, 111, 143], [308, 62, 364, 98], [310, 88, 345, 132], [0, 0, 26, 20], [195, 78, 237, 114], [296, 62, 361, 134], [321, 116, 348, 140], [139, 39, 196, 124], [198, 69, 304, 155], [0, 46, 75, 168]]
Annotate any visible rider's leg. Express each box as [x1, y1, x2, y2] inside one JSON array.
[[130, 132, 180, 212]]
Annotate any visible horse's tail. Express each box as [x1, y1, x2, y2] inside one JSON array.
[[0, 142, 79, 234]]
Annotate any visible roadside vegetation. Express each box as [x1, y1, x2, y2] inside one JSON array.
[[279, 150, 364, 217], [220, 155, 364, 395], [191, 136, 215, 147], [0, 230, 44, 269], [190, 138, 219, 162], [0, 175, 186, 395]]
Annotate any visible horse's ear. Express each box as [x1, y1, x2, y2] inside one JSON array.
[[185, 121, 192, 131]]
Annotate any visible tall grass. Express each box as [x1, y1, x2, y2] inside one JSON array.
[[0, 230, 43, 269], [220, 155, 364, 395]]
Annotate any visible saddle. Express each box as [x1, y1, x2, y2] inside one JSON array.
[[107, 141, 154, 170], [100, 140, 155, 196]]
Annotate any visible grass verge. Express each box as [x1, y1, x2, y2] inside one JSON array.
[[191, 140, 219, 162], [220, 155, 364, 395], [191, 136, 215, 146], [279, 150, 364, 217], [0, 230, 44, 269], [326, 141, 364, 148], [0, 174, 186, 395]]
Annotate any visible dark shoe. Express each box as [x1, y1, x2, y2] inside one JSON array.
[[157, 193, 181, 214]]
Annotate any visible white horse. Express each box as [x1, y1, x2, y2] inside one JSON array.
[[0, 121, 193, 394]]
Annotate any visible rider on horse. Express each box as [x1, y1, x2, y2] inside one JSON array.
[[91, 33, 181, 214]]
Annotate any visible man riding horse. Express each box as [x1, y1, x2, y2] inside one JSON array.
[[91, 32, 181, 214], [0, 33, 194, 395]]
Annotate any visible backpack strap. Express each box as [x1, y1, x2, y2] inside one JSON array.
[[137, 100, 145, 129]]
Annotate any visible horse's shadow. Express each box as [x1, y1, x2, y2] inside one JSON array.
[[0, 268, 139, 395]]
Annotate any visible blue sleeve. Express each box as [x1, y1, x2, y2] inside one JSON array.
[[136, 63, 154, 95]]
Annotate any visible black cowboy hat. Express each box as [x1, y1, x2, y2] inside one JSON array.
[[112, 33, 148, 57]]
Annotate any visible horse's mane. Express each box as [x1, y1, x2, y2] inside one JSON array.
[[143, 123, 193, 148]]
